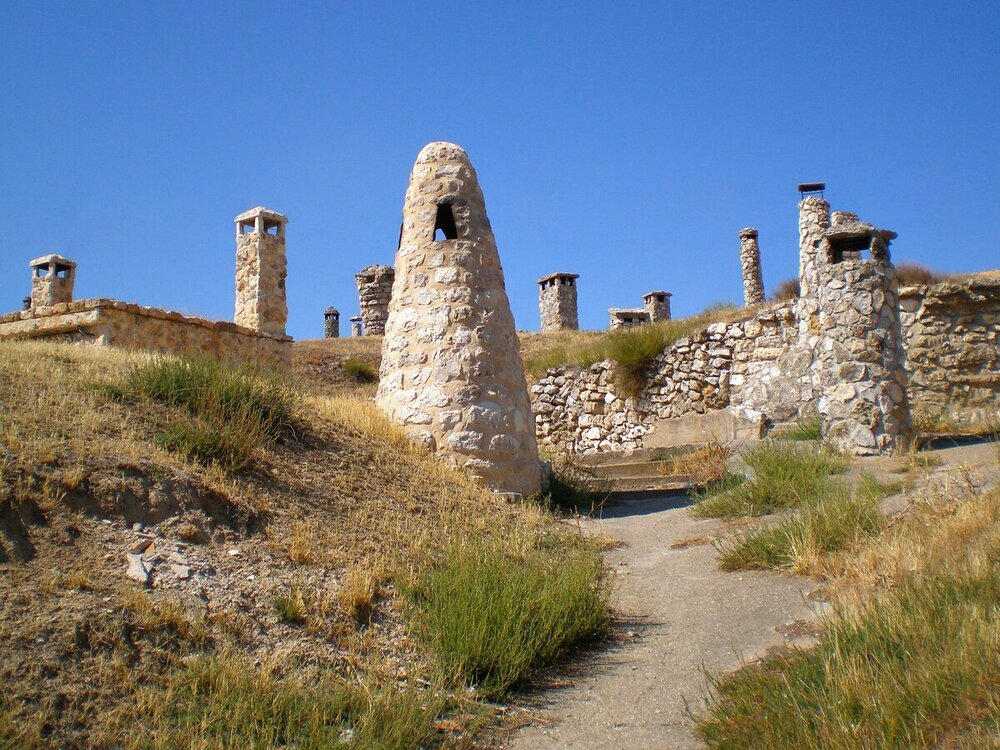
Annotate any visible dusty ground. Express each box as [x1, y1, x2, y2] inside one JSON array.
[[509, 440, 999, 749]]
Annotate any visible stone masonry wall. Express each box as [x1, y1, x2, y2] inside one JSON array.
[[0, 299, 291, 371], [532, 303, 805, 454], [355, 265, 394, 336], [900, 276, 1000, 428]]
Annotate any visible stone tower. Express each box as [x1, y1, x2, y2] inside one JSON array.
[[814, 218, 911, 455], [324, 307, 340, 338], [538, 272, 579, 332], [354, 264, 395, 336], [738, 228, 765, 305], [234, 207, 288, 336], [29, 254, 76, 309], [376, 141, 541, 496], [643, 291, 672, 322]]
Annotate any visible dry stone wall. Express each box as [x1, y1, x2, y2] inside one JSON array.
[[355, 265, 394, 336], [533, 304, 807, 454], [901, 276, 1000, 428]]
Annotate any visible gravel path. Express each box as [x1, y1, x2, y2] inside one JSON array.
[[508, 492, 824, 749]]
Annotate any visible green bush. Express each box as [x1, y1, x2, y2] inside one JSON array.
[[693, 442, 847, 519], [103, 652, 447, 749], [343, 358, 378, 384], [406, 538, 610, 698], [273, 589, 308, 624], [124, 356, 298, 470]]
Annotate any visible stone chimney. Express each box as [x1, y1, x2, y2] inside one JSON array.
[[814, 219, 911, 455], [376, 141, 541, 497], [350, 316, 363, 337], [537, 272, 579, 332], [738, 228, 765, 305], [354, 264, 394, 336], [29, 255, 76, 309], [642, 291, 672, 322], [324, 307, 340, 338], [234, 207, 288, 336]]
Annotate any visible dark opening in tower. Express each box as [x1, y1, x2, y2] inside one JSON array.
[[434, 202, 458, 241]]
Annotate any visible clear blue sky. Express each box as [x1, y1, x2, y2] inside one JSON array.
[[3, 1, 997, 338]]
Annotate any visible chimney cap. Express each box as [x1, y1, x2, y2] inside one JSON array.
[[797, 182, 826, 196]]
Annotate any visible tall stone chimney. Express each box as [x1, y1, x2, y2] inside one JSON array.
[[234, 207, 287, 336], [376, 141, 541, 497], [643, 291, 672, 322], [538, 272, 579, 332], [29, 255, 76, 309], [738, 228, 765, 305], [324, 307, 340, 338]]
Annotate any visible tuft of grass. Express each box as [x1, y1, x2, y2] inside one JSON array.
[[124, 356, 299, 470], [698, 488, 1000, 748], [405, 538, 611, 698], [122, 588, 207, 644], [770, 277, 800, 301], [273, 589, 309, 624], [717, 475, 896, 572], [771, 414, 823, 441], [895, 261, 943, 287], [96, 651, 449, 749], [693, 442, 847, 519], [336, 566, 382, 625], [343, 358, 378, 384]]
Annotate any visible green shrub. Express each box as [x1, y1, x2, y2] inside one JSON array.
[[693, 442, 847, 519], [100, 652, 447, 749], [406, 538, 610, 698], [125, 357, 298, 469], [343, 358, 377, 384], [697, 567, 1000, 749]]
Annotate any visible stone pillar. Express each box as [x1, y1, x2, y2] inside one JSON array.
[[324, 307, 340, 339], [354, 265, 394, 336], [798, 197, 830, 302], [815, 220, 911, 455], [738, 228, 765, 305], [350, 316, 363, 337], [21, 296, 31, 311], [376, 141, 541, 497], [643, 291, 672, 322], [234, 207, 288, 336], [538, 272, 579, 332], [29, 255, 76, 309]]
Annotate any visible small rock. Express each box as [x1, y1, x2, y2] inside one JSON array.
[[132, 522, 144, 532], [247, 573, 256, 581], [126, 553, 152, 584], [227, 548, 240, 557], [171, 564, 191, 580], [128, 539, 153, 555]]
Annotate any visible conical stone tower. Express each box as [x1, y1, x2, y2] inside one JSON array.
[[376, 142, 541, 496]]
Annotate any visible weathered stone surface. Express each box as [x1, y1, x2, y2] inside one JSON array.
[[376, 142, 540, 496], [738, 228, 765, 306], [0, 299, 291, 370], [643, 291, 672, 322], [29, 254, 76, 310], [234, 207, 288, 337], [323, 307, 340, 338], [538, 272, 579, 332], [355, 265, 394, 336]]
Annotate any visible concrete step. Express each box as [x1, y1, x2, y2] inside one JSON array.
[[595, 475, 695, 493], [586, 460, 681, 479]]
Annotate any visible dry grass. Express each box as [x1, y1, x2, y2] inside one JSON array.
[[122, 587, 207, 644], [519, 304, 749, 381]]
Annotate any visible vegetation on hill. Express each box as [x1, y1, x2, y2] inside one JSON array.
[[0, 341, 609, 747], [694, 433, 1000, 746], [520, 303, 745, 390]]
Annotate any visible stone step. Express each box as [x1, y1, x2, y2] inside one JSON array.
[[585, 460, 681, 479], [596, 475, 695, 494]]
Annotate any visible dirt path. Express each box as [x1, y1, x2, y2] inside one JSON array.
[[508, 493, 824, 749], [509, 441, 998, 750]]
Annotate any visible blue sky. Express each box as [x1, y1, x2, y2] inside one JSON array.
[[2, 1, 997, 338]]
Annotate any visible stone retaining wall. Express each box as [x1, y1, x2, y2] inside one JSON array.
[[900, 276, 1000, 428], [0, 299, 291, 371], [532, 274, 1000, 454]]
